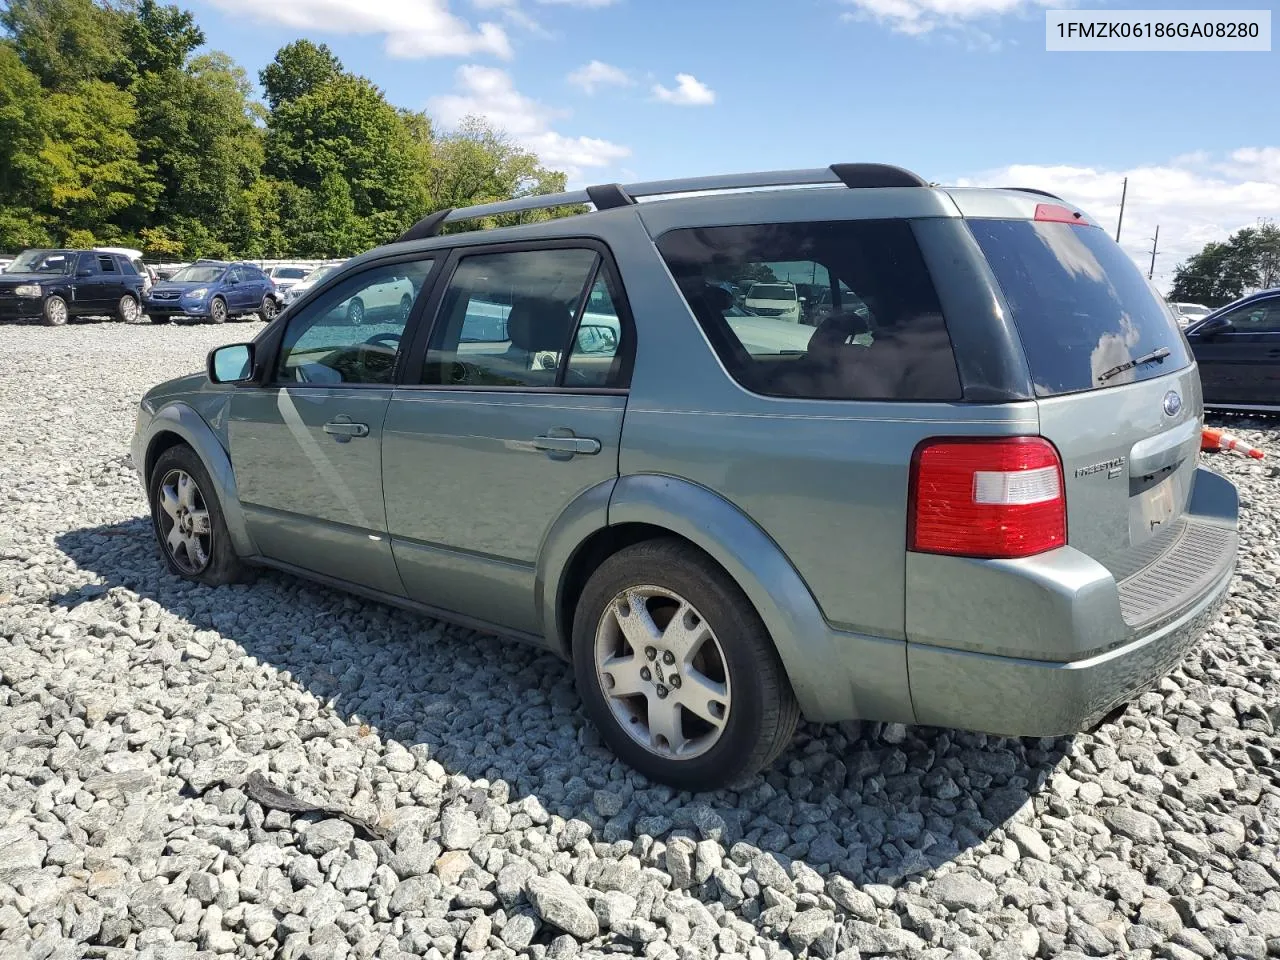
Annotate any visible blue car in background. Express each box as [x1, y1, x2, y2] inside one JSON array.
[[143, 260, 281, 325]]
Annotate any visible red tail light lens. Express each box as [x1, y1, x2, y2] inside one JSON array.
[[909, 437, 1067, 559], [1033, 202, 1088, 226]]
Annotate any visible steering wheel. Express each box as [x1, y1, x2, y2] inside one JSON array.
[[363, 332, 401, 349]]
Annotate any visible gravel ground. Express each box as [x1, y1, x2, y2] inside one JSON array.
[[2, 318, 1280, 960]]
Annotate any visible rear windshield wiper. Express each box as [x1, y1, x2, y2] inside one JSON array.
[[1098, 346, 1171, 383]]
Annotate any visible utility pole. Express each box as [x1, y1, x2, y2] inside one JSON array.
[[1115, 177, 1128, 243], [1148, 224, 1160, 280]]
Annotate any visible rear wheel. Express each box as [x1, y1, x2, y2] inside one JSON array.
[[208, 297, 227, 324], [148, 445, 245, 585], [572, 538, 799, 790], [42, 295, 69, 326], [117, 293, 140, 323], [258, 295, 280, 323]]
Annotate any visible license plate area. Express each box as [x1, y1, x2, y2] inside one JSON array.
[[1129, 466, 1188, 546]]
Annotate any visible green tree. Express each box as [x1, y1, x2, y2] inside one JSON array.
[[40, 79, 157, 240], [266, 71, 427, 248], [1, 0, 123, 88], [259, 39, 342, 111], [0, 44, 55, 247], [116, 0, 204, 80], [1170, 222, 1280, 306]]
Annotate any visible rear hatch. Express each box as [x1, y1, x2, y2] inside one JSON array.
[[964, 209, 1206, 608]]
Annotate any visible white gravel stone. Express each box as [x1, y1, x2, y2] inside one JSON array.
[[2, 326, 1279, 960]]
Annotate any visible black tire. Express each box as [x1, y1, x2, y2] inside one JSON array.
[[42, 295, 69, 326], [148, 444, 246, 586], [117, 293, 141, 323], [258, 295, 280, 323], [571, 538, 799, 790], [208, 297, 227, 324], [346, 297, 365, 326]]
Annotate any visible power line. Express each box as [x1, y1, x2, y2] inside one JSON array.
[[1115, 177, 1127, 243]]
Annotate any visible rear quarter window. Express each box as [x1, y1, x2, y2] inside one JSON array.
[[655, 220, 961, 402], [968, 219, 1190, 396]]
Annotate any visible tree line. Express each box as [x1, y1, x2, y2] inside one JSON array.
[[1168, 221, 1280, 307], [0, 0, 571, 259]]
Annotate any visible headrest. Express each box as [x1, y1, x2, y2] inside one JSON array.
[[507, 299, 570, 352]]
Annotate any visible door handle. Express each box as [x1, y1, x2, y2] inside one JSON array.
[[532, 434, 601, 456], [323, 418, 370, 442]]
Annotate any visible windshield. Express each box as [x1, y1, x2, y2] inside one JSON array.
[[275, 267, 308, 279], [747, 283, 796, 301], [9, 250, 72, 274], [969, 219, 1190, 396], [170, 265, 225, 283], [1180, 305, 1211, 318], [303, 266, 337, 286]]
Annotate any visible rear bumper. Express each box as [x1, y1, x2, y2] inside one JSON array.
[[903, 465, 1238, 736]]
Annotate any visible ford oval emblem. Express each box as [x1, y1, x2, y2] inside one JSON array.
[[1162, 390, 1182, 417]]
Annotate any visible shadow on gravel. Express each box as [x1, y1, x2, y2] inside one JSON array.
[[55, 517, 1065, 887]]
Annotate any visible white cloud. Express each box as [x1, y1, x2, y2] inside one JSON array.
[[203, 0, 511, 58], [952, 150, 1280, 290], [567, 60, 632, 93], [840, 0, 1054, 36], [537, 0, 619, 5], [468, 0, 545, 33], [652, 73, 715, 107], [429, 65, 631, 180]]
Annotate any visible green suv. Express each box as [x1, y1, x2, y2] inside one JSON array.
[[132, 163, 1239, 790]]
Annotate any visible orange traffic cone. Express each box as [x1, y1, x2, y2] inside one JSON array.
[[1202, 427, 1264, 459]]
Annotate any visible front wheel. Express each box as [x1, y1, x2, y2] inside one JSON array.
[[117, 293, 141, 323], [346, 297, 366, 326], [208, 297, 227, 324], [258, 295, 280, 323], [571, 538, 799, 791], [148, 445, 246, 585], [42, 295, 69, 326]]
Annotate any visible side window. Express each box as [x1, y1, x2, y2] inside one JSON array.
[[1225, 299, 1280, 333], [97, 255, 118, 273], [422, 248, 601, 388], [565, 274, 624, 386], [276, 259, 434, 386], [77, 253, 99, 276], [119, 257, 139, 276], [655, 220, 960, 402], [227, 267, 244, 284]]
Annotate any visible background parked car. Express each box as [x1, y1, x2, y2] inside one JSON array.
[[265, 264, 313, 295], [0, 248, 147, 325], [144, 260, 280, 324], [281, 262, 344, 306], [1185, 288, 1280, 412], [1169, 301, 1213, 327], [743, 281, 803, 322]]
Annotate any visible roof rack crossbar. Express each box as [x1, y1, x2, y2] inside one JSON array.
[[401, 163, 931, 238]]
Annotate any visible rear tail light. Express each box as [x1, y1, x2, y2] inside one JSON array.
[[909, 437, 1066, 559], [1033, 202, 1089, 226]]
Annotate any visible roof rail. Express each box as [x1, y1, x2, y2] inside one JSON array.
[[395, 162, 929, 242]]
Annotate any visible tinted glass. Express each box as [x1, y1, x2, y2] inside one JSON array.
[[276, 267, 308, 279], [76, 254, 99, 275], [1220, 298, 1280, 333], [656, 220, 961, 401], [969, 220, 1190, 396], [422, 248, 599, 388], [97, 255, 118, 273], [276, 260, 434, 385], [120, 258, 139, 276], [565, 274, 626, 387]]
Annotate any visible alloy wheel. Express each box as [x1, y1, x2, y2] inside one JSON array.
[[45, 297, 68, 326], [120, 296, 139, 322], [210, 299, 227, 324], [155, 468, 212, 574], [593, 585, 732, 760]]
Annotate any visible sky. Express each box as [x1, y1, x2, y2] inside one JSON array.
[[188, 0, 1279, 291]]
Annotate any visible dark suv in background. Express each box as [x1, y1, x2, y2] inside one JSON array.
[[144, 260, 281, 325], [0, 249, 148, 325]]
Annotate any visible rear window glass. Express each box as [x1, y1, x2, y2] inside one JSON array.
[[655, 220, 961, 402], [969, 220, 1190, 397]]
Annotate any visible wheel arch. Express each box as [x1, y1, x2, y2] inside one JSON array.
[[539, 473, 854, 721], [142, 403, 258, 559]]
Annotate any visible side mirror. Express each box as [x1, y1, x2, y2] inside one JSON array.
[[208, 343, 254, 384], [1196, 315, 1232, 338]]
